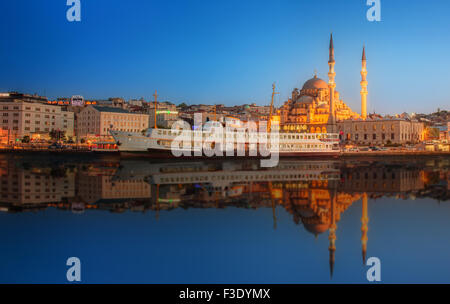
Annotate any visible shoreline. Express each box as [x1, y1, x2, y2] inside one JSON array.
[[0, 148, 448, 158], [341, 151, 450, 157]]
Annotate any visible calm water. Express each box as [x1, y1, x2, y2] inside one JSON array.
[[0, 154, 449, 283]]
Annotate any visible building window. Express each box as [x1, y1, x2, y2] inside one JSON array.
[[373, 134, 376, 140], [391, 133, 394, 140]]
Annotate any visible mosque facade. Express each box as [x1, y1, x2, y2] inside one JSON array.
[[278, 34, 360, 134]]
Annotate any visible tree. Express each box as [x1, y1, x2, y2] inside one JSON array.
[[22, 135, 31, 143]]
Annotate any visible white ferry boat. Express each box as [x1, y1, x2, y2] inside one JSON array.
[[110, 128, 340, 158]]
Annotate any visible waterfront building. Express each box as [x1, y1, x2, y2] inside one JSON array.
[[337, 118, 424, 145], [76, 105, 149, 139], [0, 100, 74, 143]]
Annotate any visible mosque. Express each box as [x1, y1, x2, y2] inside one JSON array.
[[278, 34, 424, 145], [278, 34, 364, 134]]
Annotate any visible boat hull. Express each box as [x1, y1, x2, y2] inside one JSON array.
[[119, 148, 340, 159]]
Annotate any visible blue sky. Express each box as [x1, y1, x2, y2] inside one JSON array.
[[0, 0, 449, 114]]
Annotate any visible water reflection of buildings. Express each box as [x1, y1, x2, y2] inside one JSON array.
[[0, 156, 448, 276], [0, 158, 75, 208], [76, 166, 151, 212]]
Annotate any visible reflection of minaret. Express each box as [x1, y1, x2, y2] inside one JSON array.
[[328, 34, 336, 131], [328, 190, 337, 278], [360, 47, 368, 120], [361, 193, 369, 263], [268, 182, 277, 230]]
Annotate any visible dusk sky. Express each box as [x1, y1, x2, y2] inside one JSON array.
[[0, 0, 449, 114]]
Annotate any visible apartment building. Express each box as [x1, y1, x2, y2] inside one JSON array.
[[0, 100, 74, 143], [76, 105, 149, 138]]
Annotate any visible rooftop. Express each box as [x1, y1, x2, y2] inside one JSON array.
[[92, 106, 144, 114]]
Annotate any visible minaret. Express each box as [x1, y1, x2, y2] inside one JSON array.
[[328, 34, 336, 131], [361, 193, 369, 264], [360, 47, 368, 120]]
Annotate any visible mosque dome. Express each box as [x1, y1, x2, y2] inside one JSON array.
[[296, 96, 314, 104], [302, 75, 329, 90], [303, 222, 330, 235]]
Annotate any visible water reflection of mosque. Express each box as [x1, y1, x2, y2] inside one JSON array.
[[0, 156, 448, 277]]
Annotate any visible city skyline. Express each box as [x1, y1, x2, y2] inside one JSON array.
[[1, 1, 449, 115]]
